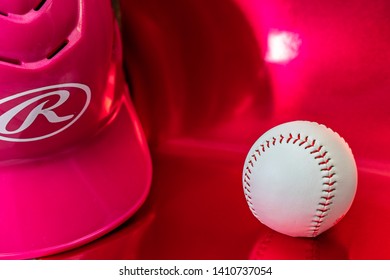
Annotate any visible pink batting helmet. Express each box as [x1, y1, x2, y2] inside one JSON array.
[[0, 0, 152, 259]]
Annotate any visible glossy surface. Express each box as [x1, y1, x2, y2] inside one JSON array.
[[45, 0, 390, 259], [0, 0, 42, 16], [0, 0, 115, 158], [0, 0, 151, 259]]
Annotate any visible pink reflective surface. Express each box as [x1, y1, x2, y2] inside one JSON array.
[[0, 0, 152, 259], [44, 0, 390, 259]]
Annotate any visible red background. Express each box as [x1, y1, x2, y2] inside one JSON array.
[[45, 0, 390, 259]]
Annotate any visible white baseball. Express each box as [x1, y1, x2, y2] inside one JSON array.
[[243, 121, 357, 237]]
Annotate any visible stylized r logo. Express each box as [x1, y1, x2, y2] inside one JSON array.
[[0, 83, 91, 142]]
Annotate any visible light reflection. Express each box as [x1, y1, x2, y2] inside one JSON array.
[[265, 29, 301, 64], [102, 62, 116, 116]]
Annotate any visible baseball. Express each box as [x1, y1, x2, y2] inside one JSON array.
[[242, 121, 357, 237]]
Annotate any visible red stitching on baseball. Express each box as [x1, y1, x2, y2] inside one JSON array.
[[305, 139, 316, 149], [319, 159, 331, 165], [286, 133, 293, 143], [323, 173, 335, 179], [310, 146, 323, 154], [319, 201, 333, 207], [317, 208, 330, 213], [321, 166, 334, 172], [243, 132, 337, 237], [299, 136, 309, 146], [321, 194, 335, 200], [323, 189, 335, 194], [315, 151, 328, 159], [293, 133, 301, 144]]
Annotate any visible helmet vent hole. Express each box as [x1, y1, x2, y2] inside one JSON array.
[[34, 0, 47, 11], [47, 40, 69, 59]]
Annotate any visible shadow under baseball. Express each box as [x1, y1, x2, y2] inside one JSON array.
[[249, 228, 348, 260]]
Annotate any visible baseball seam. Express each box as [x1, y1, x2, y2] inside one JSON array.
[[243, 133, 336, 237]]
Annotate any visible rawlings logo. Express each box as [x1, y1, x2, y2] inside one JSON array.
[[0, 83, 91, 142]]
